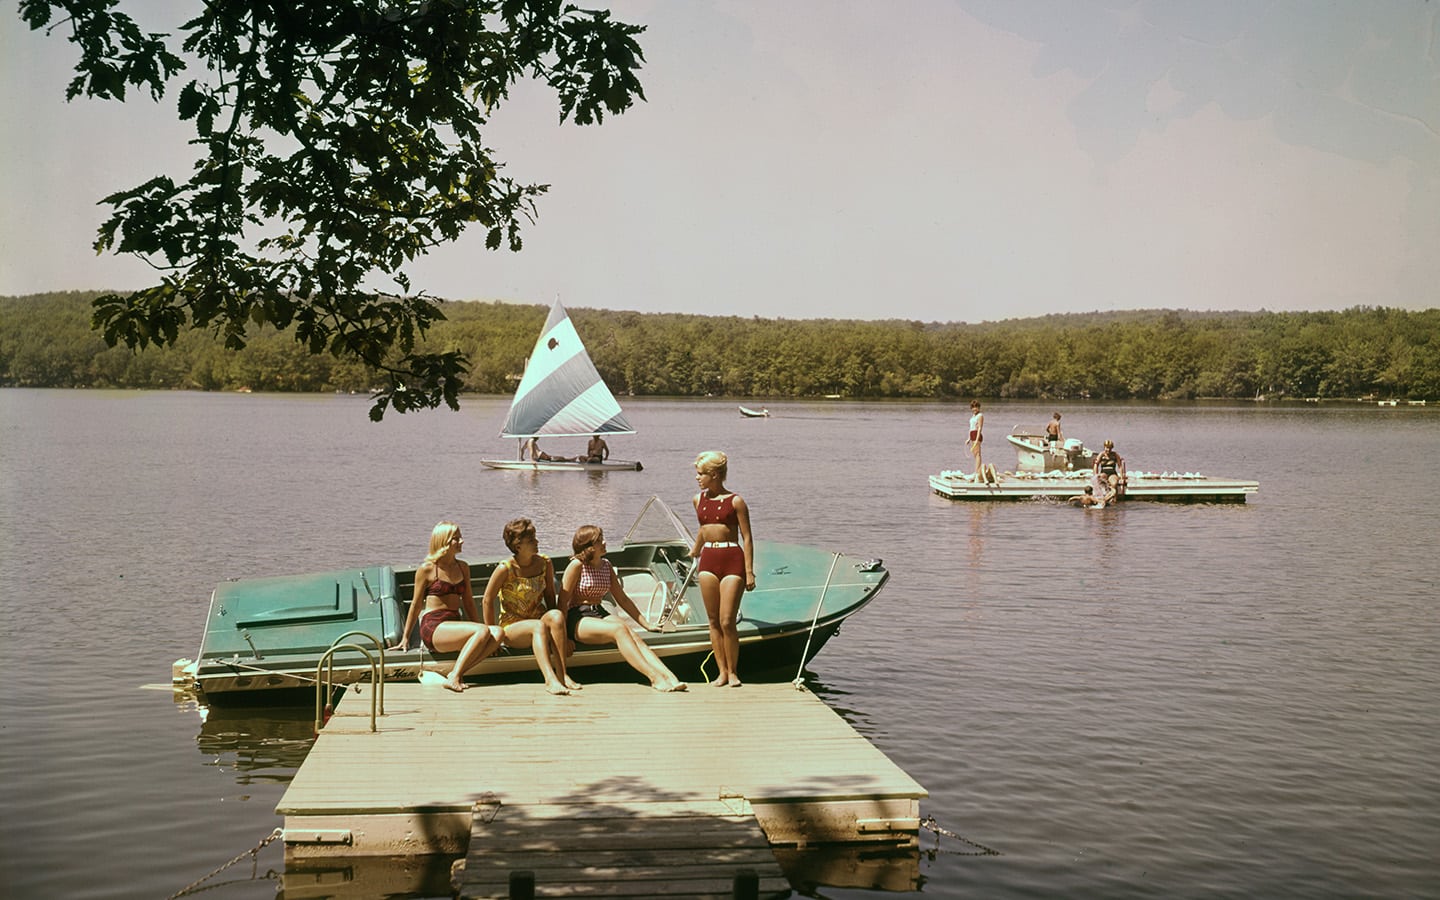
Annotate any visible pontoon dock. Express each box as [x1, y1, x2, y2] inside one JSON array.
[[277, 682, 926, 894]]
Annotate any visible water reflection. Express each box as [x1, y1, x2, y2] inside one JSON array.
[[182, 693, 318, 784]]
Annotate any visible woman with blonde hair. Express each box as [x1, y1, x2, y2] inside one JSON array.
[[560, 525, 687, 692], [482, 518, 577, 695], [391, 521, 503, 692], [691, 450, 755, 687]]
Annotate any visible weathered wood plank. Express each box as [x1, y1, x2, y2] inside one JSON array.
[[455, 798, 790, 898]]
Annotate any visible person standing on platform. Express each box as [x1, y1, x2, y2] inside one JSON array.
[[966, 400, 986, 479], [691, 450, 755, 688]]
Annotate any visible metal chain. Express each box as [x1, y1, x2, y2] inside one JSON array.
[[920, 815, 1002, 856], [167, 827, 283, 899]]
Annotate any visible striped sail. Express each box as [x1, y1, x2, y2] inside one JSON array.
[[499, 300, 635, 438]]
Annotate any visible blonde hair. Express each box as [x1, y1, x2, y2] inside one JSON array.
[[694, 450, 728, 481], [571, 524, 604, 558], [425, 521, 461, 564]]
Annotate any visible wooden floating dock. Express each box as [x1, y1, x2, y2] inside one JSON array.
[[278, 682, 926, 894], [930, 470, 1259, 502], [454, 800, 790, 898]]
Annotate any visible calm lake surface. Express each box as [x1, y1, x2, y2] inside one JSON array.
[[1, 389, 1436, 899]]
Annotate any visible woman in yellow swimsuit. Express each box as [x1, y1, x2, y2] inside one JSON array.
[[482, 518, 577, 695]]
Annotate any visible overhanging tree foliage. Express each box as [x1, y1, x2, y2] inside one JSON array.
[[21, 0, 646, 418]]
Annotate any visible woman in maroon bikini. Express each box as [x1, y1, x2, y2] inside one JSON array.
[[691, 450, 755, 687], [390, 521, 503, 692]]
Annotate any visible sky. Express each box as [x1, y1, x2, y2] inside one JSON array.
[[2, 0, 1436, 324]]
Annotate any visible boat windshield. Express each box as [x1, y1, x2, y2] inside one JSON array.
[[621, 496, 693, 548]]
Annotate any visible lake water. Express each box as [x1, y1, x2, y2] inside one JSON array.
[[1, 389, 1436, 899]]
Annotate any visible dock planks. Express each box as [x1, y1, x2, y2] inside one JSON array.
[[454, 800, 790, 898], [278, 681, 926, 865]]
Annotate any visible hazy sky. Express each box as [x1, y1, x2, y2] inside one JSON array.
[[2, 1, 1436, 323]]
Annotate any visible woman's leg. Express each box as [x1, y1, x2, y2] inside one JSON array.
[[432, 622, 500, 692], [698, 571, 729, 686], [575, 619, 684, 691], [543, 609, 581, 690], [715, 574, 745, 686], [503, 620, 568, 694]]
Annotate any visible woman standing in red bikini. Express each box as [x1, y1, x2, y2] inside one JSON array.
[[391, 521, 503, 692], [691, 450, 755, 687]]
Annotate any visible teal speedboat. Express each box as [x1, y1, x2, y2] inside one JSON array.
[[174, 498, 888, 702]]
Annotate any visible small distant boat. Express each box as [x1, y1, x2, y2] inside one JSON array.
[[739, 405, 770, 418], [1378, 399, 1399, 407], [480, 300, 642, 472]]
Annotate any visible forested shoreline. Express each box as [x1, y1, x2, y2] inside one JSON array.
[[3, 291, 1437, 401]]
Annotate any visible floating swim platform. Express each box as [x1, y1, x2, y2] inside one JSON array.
[[930, 469, 1259, 503]]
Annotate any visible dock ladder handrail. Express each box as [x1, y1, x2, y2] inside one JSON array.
[[314, 643, 380, 734], [327, 630, 387, 715]]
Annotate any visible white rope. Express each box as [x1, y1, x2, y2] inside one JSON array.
[[792, 552, 841, 689]]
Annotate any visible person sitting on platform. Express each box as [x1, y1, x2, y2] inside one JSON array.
[[482, 518, 577, 695], [390, 521, 503, 692], [1094, 440, 1126, 501], [560, 525, 687, 692]]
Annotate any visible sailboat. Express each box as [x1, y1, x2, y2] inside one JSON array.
[[479, 300, 643, 471]]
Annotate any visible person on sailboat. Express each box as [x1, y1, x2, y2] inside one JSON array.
[[560, 525, 688, 692], [390, 522, 503, 693], [585, 435, 610, 464], [691, 450, 755, 688], [482, 518, 578, 695], [523, 437, 571, 462]]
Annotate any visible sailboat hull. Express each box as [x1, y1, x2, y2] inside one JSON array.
[[479, 458, 642, 472]]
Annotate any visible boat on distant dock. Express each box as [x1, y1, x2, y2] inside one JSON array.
[[1006, 427, 1096, 472], [174, 498, 889, 701]]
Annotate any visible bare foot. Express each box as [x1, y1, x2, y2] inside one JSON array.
[[545, 682, 571, 696], [444, 679, 466, 693], [667, 680, 689, 692], [564, 677, 583, 691], [710, 676, 728, 687], [727, 676, 743, 688]]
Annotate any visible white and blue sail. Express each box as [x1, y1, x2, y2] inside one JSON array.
[[500, 300, 635, 439]]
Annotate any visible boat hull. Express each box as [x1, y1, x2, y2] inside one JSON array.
[[1005, 432, 1095, 472], [182, 539, 887, 703], [479, 458, 643, 471]]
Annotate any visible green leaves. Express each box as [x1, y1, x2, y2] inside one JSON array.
[[24, 0, 647, 417]]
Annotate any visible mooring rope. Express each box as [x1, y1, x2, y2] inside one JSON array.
[[791, 552, 841, 689], [167, 828, 283, 899], [920, 815, 1003, 856]]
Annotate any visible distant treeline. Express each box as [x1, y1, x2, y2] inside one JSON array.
[[3, 291, 1437, 401]]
